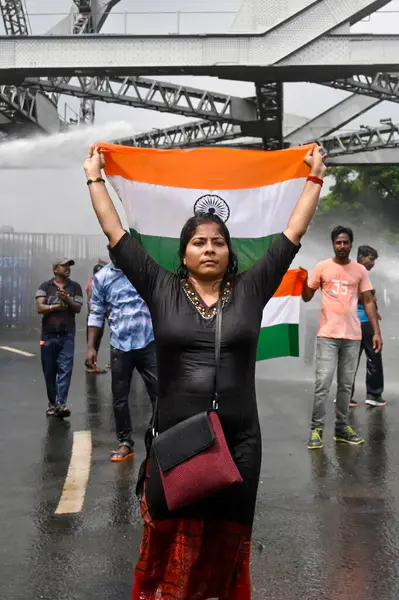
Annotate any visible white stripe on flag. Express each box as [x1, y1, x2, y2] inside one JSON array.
[[108, 176, 306, 239], [261, 296, 301, 329]]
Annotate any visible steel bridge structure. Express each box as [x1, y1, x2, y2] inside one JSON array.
[[1, 0, 399, 164]]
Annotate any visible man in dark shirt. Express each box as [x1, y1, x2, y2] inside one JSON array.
[[36, 257, 83, 417]]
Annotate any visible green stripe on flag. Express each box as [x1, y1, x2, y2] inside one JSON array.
[[256, 324, 299, 361], [130, 229, 280, 272]]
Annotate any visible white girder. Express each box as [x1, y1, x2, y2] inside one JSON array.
[[228, 0, 391, 65], [277, 34, 399, 68], [230, 0, 319, 33], [2, 32, 398, 76], [0, 0, 393, 76]]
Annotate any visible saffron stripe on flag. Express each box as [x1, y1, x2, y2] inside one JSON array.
[[100, 143, 312, 189]]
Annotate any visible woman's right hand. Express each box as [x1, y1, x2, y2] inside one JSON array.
[[84, 144, 105, 179]]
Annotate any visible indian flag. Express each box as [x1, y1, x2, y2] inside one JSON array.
[[99, 143, 310, 361]]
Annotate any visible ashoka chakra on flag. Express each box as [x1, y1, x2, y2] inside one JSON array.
[[99, 143, 310, 361]]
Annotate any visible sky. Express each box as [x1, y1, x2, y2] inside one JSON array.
[[1, 0, 399, 234]]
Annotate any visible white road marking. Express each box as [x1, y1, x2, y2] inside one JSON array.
[[55, 431, 92, 515], [0, 346, 35, 357]]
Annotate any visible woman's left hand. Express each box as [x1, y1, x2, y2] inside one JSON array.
[[304, 145, 327, 178]]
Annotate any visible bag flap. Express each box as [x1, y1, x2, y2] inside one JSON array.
[[153, 412, 215, 472]]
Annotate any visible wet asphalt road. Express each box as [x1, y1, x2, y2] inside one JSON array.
[[1, 326, 399, 600]]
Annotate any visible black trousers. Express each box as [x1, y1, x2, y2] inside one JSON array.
[[111, 341, 157, 447], [353, 321, 384, 399]]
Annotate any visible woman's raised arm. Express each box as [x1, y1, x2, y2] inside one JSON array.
[[84, 144, 125, 248], [284, 145, 327, 246]]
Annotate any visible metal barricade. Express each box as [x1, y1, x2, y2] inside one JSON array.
[[0, 232, 105, 329]]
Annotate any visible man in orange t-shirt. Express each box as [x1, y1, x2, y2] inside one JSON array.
[[302, 226, 382, 449]]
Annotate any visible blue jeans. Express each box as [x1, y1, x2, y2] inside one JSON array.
[[311, 337, 361, 429], [41, 333, 75, 407]]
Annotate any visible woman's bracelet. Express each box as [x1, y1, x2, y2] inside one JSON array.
[[307, 175, 324, 187], [87, 177, 105, 186]]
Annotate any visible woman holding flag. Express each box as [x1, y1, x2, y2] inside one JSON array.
[[84, 143, 327, 600]]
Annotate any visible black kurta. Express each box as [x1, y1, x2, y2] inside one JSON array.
[[112, 231, 299, 527]]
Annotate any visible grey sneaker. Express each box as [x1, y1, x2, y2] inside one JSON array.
[[307, 428, 324, 449], [365, 395, 386, 407], [334, 425, 364, 445]]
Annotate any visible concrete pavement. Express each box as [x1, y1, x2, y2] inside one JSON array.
[[1, 327, 399, 600]]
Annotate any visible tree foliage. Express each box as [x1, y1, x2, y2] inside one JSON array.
[[315, 165, 399, 242]]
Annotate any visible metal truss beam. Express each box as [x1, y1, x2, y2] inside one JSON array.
[[286, 94, 380, 144], [21, 75, 257, 124], [0, 0, 60, 134], [0, 85, 37, 123], [115, 121, 241, 148], [22, 72, 383, 150], [116, 118, 399, 167], [0, 0, 29, 35], [322, 72, 399, 103], [115, 111, 290, 149], [225, 123, 399, 164], [325, 122, 399, 164], [0, 1, 122, 134], [318, 122, 399, 157]]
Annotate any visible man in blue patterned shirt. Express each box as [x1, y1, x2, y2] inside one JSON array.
[[86, 250, 157, 462]]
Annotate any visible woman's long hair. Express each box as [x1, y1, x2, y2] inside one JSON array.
[[177, 214, 238, 285]]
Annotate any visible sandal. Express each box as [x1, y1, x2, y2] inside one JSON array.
[[55, 406, 71, 419], [46, 406, 57, 417], [110, 443, 134, 462]]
